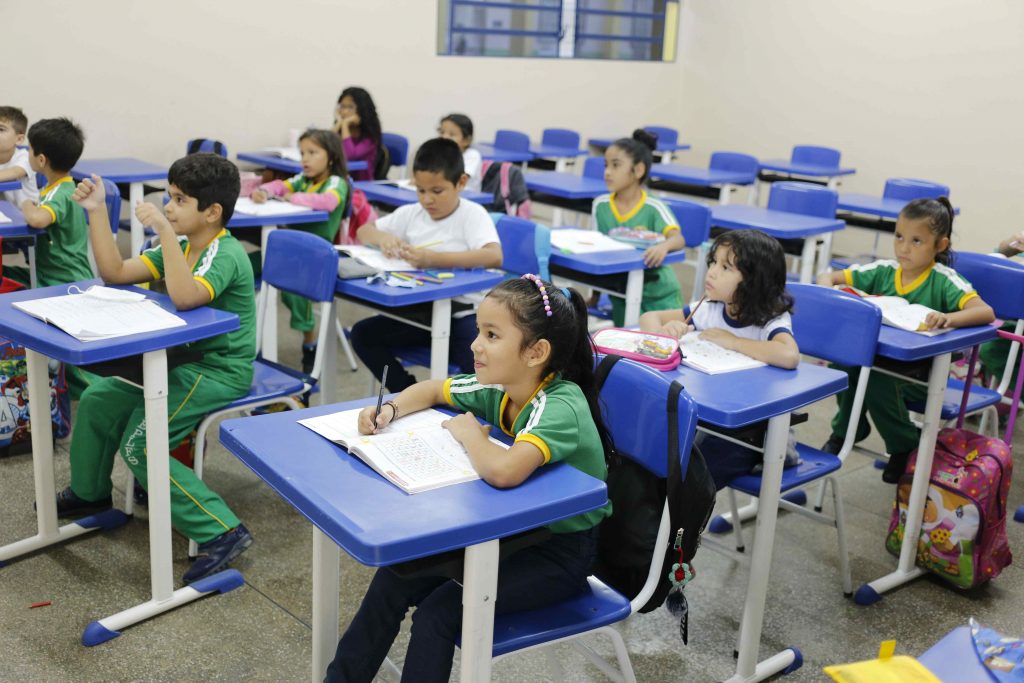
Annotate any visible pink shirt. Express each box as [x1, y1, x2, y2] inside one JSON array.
[[343, 136, 378, 181]]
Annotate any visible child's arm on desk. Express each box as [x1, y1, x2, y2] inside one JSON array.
[[701, 328, 800, 370], [19, 198, 55, 229], [816, 270, 846, 287], [642, 231, 685, 268], [639, 309, 691, 339], [0, 165, 27, 182], [72, 175, 153, 285], [400, 242, 502, 270], [356, 221, 407, 258], [924, 296, 995, 330]]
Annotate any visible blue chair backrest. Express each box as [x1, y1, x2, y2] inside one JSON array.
[[791, 145, 841, 168], [709, 151, 759, 177], [768, 181, 838, 218], [950, 252, 1024, 321], [660, 198, 711, 248], [494, 129, 530, 153], [883, 178, 950, 202], [541, 128, 580, 150], [643, 125, 678, 148], [186, 138, 228, 157], [788, 283, 880, 366], [382, 133, 409, 167], [101, 178, 120, 234], [597, 356, 699, 478], [262, 230, 338, 302], [583, 155, 605, 179], [495, 215, 550, 280]]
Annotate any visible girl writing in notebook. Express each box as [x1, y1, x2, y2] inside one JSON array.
[[591, 129, 686, 326], [640, 230, 799, 488], [817, 197, 994, 482], [325, 275, 612, 683], [252, 129, 349, 372], [333, 86, 383, 181]]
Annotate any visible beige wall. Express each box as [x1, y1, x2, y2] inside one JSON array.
[[6, 0, 1022, 255]]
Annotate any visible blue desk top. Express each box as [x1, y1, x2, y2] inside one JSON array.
[[837, 192, 961, 219], [759, 159, 856, 178], [524, 172, 608, 200], [650, 163, 757, 187], [227, 208, 329, 229], [237, 152, 368, 175], [335, 268, 505, 308], [353, 181, 492, 208], [528, 143, 587, 159], [0, 280, 239, 365], [918, 627, 989, 682], [0, 200, 32, 238], [588, 137, 692, 153], [0, 180, 20, 192], [549, 242, 685, 276], [711, 205, 845, 238], [219, 398, 608, 565], [475, 143, 534, 163], [668, 362, 847, 429], [71, 158, 167, 183], [876, 323, 997, 362]]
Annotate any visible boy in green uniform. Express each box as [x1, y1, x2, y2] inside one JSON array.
[[63, 154, 255, 584]]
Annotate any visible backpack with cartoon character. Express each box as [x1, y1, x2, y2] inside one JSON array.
[[885, 427, 1012, 589]]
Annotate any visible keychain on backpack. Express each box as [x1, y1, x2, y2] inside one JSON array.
[[665, 527, 694, 643]]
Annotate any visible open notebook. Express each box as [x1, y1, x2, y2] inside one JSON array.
[[234, 197, 314, 217], [678, 332, 766, 374], [550, 228, 634, 254], [0, 210, 10, 224], [335, 244, 417, 272], [261, 146, 301, 161], [299, 407, 509, 494], [13, 286, 187, 342], [868, 296, 951, 336]]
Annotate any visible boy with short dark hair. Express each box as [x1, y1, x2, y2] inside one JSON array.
[[350, 137, 503, 392], [67, 153, 255, 584], [0, 106, 39, 205], [9, 117, 92, 287]]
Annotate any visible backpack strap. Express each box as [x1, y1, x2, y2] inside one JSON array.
[[187, 139, 202, 155], [500, 162, 514, 215], [594, 354, 623, 392], [213, 140, 224, 157]]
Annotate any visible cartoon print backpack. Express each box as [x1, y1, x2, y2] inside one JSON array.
[[885, 427, 1012, 589], [481, 160, 532, 219], [0, 338, 72, 457]]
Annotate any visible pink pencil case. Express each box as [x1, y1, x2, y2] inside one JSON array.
[[592, 328, 681, 371]]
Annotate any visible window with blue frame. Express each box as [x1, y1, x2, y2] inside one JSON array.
[[437, 0, 679, 62]]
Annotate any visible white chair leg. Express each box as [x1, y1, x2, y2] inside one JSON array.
[[603, 626, 637, 683], [123, 470, 134, 516], [543, 647, 567, 681], [830, 477, 853, 596], [189, 416, 214, 559], [727, 488, 746, 552], [334, 318, 358, 372], [813, 480, 828, 513]]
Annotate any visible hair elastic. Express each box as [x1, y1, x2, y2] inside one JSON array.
[[560, 287, 571, 299], [521, 274, 552, 317]]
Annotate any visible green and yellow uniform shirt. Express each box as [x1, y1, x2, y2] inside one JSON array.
[[140, 230, 256, 391], [844, 259, 978, 312], [283, 173, 349, 242], [443, 373, 612, 534], [34, 176, 93, 286]]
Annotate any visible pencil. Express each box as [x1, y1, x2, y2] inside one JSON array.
[[413, 273, 444, 284], [412, 240, 444, 250], [389, 271, 422, 285], [682, 295, 707, 327]]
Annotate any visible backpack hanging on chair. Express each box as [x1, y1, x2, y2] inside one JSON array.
[[481, 160, 532, 219]]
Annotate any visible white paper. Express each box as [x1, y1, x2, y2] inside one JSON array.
[[234, 197, 313, 217], [550, 228, 634, 254], [14, 293, 187, 341], [0, 210, 10, 224], [262, 146, 301, 161], [336, 244, 417, 272], [868, 296, 950, 336], [678, 332, 766, 374]]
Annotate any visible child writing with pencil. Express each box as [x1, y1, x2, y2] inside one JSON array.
[[592, 129, 685, 326], [350, 138, 503, 392], [817, 197, 995, 482], [640, 230, 799, 488], [252, 128, 349, 372], [325, 276, 612, 683]]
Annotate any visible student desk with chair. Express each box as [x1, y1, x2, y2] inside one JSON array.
[[235, 151, 368, 176], [70, 158, 168, 258], [588, 128, 692, 163], [352, 180, 492, 210], [523, 170, 607, 227], [219, 398, 608, 683], [0, 280, 242, 645], [649, 160, 759, 205], [757, 156, 856, 191], [0, 200, 37, 287]]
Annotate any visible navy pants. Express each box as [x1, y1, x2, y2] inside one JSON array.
[[324, 527, 598, 683]]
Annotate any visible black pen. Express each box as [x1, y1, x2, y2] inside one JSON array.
[[374, 365, 389, 427]]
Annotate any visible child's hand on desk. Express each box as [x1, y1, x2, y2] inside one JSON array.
[[399, 246, 434, 269], [924, 311, 952, 330], [662, 320, 693, 339], [378, 234, 407, 258], [442, 412, 491, 446], [357, 403, 396, 434], [643, 242, 671, 268], [135, 201, 171, 234], [71, 174, 106, 211], [251, 189, 268, 204], [700, 327, 739, 350]]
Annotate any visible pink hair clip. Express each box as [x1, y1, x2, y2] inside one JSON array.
[[521, 273, 552, 317]]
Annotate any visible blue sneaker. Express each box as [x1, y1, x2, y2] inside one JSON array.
[[182, 524, 253, 584]]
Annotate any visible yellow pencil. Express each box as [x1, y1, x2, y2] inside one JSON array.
[[412, 240, 444, 250]]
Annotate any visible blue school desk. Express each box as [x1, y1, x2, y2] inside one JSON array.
[[332, 268, 505, 381], [219, 398, 607, 682], [475, 143, 535, 164], [758, 159, 856, 190], [527, 142, 587, 172], [0, 280, 241, 645], [352, 180, 492, 209], [853, 323, 998, 606], [710, 204, 845, 284], [0, 200, 37, 287], [523, 171, 608, 227], [548, 244, 685, 326], [235, 151, 368, 176], [588, 136, 692, 161], [0, 179, 20, 192], [649, 162, 758, 204], [670, 361, 847, 682], [70, 158, 168, 258]]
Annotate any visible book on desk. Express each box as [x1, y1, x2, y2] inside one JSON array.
[[679, 332, 767, 374], [839, 286, 950, 336]]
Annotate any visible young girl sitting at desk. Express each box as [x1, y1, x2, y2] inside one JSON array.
[[592, 129, 686, 326], [817, 197, 995, 482], [252, 128, 349, 373], [325, 276, 613, 683], [333, 86, 382, 181], [438, 113, 482, 192], [640, 229, 800, 488]]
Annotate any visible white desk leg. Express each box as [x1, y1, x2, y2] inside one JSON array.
[[319, 301, 339, 404], [129, 181, 143, 257], [798, 237, 816, 284], [623, 270, 644, 328], [311, 527, 341, 683], [430, 299, 452, 381], [690, 242, 710, 302], [718, 185, 731, 206], [727, 413, 799, 683], [856, 353, 948, 603], [28, 245, 38, 288], [818, 232, 835, 276], [260, 225, 279, 362], [461, 539, 499, 683]]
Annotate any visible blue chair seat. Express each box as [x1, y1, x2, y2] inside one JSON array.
[[392, 347, 460, 376], [905, 379, 1002, 420], [487, 577, 631, 657], [222, 360, 308, 411], [728, 443, 843, 496]]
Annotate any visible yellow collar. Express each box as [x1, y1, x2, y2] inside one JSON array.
[[183, 228, 228, 268], [894, 263, 934, 295], [39, 175, 73, 195], [610, 190, 647, 223], [497, 373, 556, 436]]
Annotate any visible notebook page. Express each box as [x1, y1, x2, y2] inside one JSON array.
[[262, 147, 301, 161], [550, 228, 634, 254], [335, 244, 416, 272], [234, 197, 314, 217], [679, 332, 766, 374], [14, 295, 187, 341], [870, 297, 950, 336], [0, 210, 10, 224]]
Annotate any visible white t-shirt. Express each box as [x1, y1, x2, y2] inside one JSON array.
[[0, 148, 39, 205], [377, 198, 500, 309], [684, 300, 792, 341], [463, 147, 483, 193]]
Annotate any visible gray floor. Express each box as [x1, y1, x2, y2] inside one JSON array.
[[3, 261, 1024, 683]]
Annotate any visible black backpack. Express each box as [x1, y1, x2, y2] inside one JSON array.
[[591, 355, 717, 632], [480, 160, 532, 218]]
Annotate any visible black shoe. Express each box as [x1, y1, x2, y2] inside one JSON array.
[[821, 434, 845, 454], [182, 524, 254, 584], [301, 344, 317, 375], [53, 487, 112, 519], [133, 481, 148, 507], [882, 451, 912, 484]]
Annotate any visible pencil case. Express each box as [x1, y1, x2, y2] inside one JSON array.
[[592, 328, 681, 371], [609, 227, 665, 248]]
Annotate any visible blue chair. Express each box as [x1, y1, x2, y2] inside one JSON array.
[[381, 133, 409, 179], [660, 198, 711, 301], [475, 357, 700, 680], [643, 125, 682, 163], [541, 127, 580, 151], [709, 151, 760, 204], [791, 145, 841, 168], [710, 284, 881, 595], [85, 178, 122, 277], [883, 178, 949, 202], [767, 181, 839, 278], [582, 155, 605, 180], [494, 129, 531, 153], [186, 138, 228, 157]]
